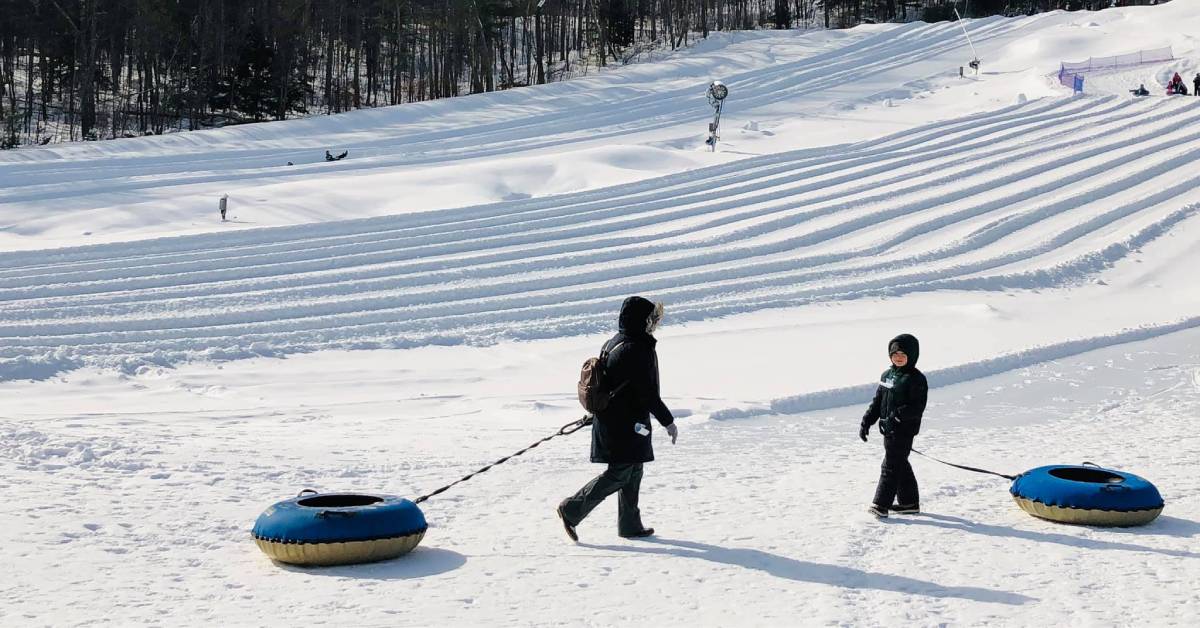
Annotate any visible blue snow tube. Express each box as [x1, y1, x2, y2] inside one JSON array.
[[252, 491, 427, 566], [1010, 465, 1163, 527]]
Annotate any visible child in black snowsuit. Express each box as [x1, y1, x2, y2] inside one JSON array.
[[859, 333, 928, 518]]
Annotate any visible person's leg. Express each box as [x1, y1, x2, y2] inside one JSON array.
[[872, 434, 914, 511], [617, 463, 645, 535], [895, 438, 919, 509], [560, 464, 635, 527]]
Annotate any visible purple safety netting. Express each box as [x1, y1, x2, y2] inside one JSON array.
[[1057, 46, 1174, 93]]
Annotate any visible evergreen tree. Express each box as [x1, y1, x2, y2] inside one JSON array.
[[231, 23, 276, 122]]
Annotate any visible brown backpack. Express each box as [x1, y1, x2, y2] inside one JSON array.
[[578, 342, 628, 414]]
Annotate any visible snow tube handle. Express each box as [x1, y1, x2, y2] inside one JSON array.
[[1081, 461, 1101, 468], [1101, 483, 1131, 492], [297, 488, 319, 497]]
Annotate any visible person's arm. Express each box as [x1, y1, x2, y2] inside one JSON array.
[[861, 383, 884, 428], [630, 345, 674, 426], [859, 382, 885, 441]]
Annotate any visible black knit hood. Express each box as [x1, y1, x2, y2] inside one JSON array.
[[618, 296, 657, 335], [888, 333, 920, 369]]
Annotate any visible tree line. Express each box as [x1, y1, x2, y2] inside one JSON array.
[[0, 0, 1167, 148]]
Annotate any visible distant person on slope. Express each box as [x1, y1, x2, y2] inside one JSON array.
[[1168, 72, 1185, 95], [558, 296, 678, 541], [859, 333, 928, 519], [1194, 74, 1199, 97], [1130, 84, 1150, 97]]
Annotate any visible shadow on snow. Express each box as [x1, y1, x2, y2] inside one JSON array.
[[890, 513, 1200, 559], [275, 546, 467, 580], [581, 537, 1035, 605]]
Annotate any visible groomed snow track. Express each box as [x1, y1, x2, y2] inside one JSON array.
[[0, 16, 1047, 203], [2, 93, 1199, 378]]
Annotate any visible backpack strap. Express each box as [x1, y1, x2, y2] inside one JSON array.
[[599, 339, 630, 400], [599, 338, 627, 364], [599, 337, 623, 359]]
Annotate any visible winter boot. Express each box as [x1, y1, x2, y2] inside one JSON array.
[[868, 504, 889, 519], [893, 503, 920, 515], [619, 527, 655, 539], [556, 504, 578, 542]]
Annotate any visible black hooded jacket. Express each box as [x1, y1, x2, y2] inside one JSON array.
[[590, 296, 675, 464], [861, 334, 928, 438]]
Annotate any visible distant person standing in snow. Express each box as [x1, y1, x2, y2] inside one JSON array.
[[1194, 74, 1199, 96], [558, 296, 678, 541], [859, 333, 928, 519]]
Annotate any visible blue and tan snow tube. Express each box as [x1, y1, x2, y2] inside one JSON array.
[[1010, 465, 1163, 527], [253, 491, 427, 566]]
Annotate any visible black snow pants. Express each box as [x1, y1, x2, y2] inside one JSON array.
[[873, 433, 919, 511], [559, 463, 645, 535]]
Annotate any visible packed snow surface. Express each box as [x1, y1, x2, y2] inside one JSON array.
[[2, 4, 1199, 626]]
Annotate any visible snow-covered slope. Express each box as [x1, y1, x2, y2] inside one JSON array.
[[3, 93, 1200, 381], [3, 5, 1197, 249], [2, 4, 1199, 627]]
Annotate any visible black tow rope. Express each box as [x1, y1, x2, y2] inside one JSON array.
[[413, 415, 593, 505], [911, 448, 1018, 481]]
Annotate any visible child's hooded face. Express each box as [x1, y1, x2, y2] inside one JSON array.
[[887, 334, 919, 368]]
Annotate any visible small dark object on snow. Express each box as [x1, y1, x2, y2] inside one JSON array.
[[287, 161, 294, 166], [325, 150, 348, 162], [1130, 84, 1150, 97]]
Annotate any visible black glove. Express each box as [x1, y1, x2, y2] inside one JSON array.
[[859, 424, 870, 442]]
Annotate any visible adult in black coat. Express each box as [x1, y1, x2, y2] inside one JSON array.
[[558, 296, 677, 541], [1194, 74, 1199, 97], [860, 333, 928, 518]]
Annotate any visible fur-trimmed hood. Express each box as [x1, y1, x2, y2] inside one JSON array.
[[617, 296, 662, 336]]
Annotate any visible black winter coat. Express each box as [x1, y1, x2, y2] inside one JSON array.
[[591, 297, 675, 464], [862, 333, 928, 438]]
